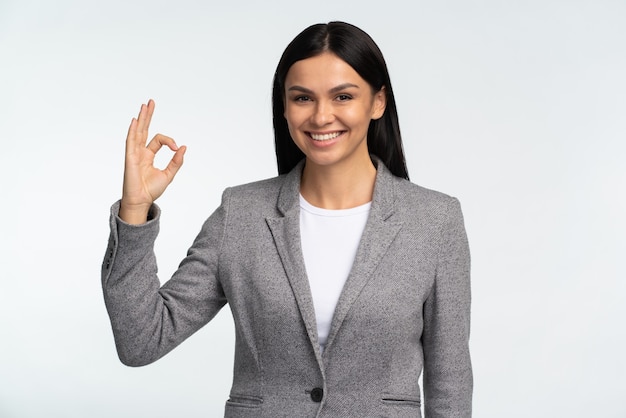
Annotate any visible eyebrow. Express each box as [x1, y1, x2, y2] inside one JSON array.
[[287, 83, 360, 94]]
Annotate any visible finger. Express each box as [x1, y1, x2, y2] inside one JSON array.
[[136, 100, 155, 140], [126, 103, 148, 151], [146, 133, 179, 154], [126, 116, 137, 142], [143, 99, 155, 135], [135, 103, 146, 134], [163, 145, 187, 181], [125, 117, 140, 153]]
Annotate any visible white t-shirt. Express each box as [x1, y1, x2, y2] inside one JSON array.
[[299, 194, 371, 352]]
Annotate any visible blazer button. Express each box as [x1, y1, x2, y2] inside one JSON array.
[[310, 387, 323, 402]]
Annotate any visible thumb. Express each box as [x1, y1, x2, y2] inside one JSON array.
[[164, 145, 187, 182]]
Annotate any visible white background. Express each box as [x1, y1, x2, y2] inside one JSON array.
[[1, 0, 624, 416]]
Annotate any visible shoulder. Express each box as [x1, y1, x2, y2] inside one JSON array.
[[395, 178, 457, 205], [373, 157, 461, 220], [391, 177, 463, 224], [227, 174, 286, 199], [218, 174, 288, 218], [387, 170, 458, 205]]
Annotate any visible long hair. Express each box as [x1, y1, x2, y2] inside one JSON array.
[[272, 21, 409, 180]]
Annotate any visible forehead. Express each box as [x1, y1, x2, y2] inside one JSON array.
[[285, 52, 366, 89]]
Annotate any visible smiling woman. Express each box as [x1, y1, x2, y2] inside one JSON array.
[[272, 22, 408, 182], [102, 21, 472, 417], [284, 52, 387, 208]]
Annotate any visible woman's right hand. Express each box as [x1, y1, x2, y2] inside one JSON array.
[[119, 100, 186, 224]]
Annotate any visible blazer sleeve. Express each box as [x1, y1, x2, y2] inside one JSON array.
[[422, 197, 473, 417], [101, 190, 231, 366]]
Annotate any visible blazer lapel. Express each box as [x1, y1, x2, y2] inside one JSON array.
[[323, 159, 403, 355], [265, 160, 325, 367], [265, 158, 403, 366]]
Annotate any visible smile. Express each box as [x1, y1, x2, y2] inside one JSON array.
[[309, 131, 343, 141]]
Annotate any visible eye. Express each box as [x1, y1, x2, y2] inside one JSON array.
[[293, 95, 312, 102], [336, 94, 352, 101]]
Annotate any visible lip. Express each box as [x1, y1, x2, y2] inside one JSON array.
[[306, 130, 345, 147]]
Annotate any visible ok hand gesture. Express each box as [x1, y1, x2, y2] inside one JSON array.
[[119, 100, 186, 224]]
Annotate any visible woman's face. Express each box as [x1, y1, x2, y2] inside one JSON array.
[[283, 52, 386, 171]]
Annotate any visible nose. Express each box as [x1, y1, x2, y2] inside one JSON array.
[[311, 101, 335, 127]]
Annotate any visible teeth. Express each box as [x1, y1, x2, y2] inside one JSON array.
[[310, 132, 341, 141]]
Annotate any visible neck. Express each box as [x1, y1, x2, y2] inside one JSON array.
[[300, 157, 377, 209]]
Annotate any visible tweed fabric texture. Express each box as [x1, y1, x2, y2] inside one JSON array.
[[102, 158, 472, 417]]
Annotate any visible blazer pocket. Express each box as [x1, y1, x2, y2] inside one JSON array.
[[226, 394, 263, 417], [381, 393, 421, 408]]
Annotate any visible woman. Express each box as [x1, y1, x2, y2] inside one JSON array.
[[103, 21, 472, 417]]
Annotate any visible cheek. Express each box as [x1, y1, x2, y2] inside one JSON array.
[[284, 105, 306, 129], [283, 107, 299, 139], [345, 107, 374, 130]]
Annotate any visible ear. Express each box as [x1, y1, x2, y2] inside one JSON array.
[[371, 86, 387, 120]]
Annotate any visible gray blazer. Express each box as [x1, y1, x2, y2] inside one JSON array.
[[102, 158, 472, 417]]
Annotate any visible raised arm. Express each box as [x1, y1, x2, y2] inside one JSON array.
[[102, 101, 227, 366], [120, 99, 186, 224]]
